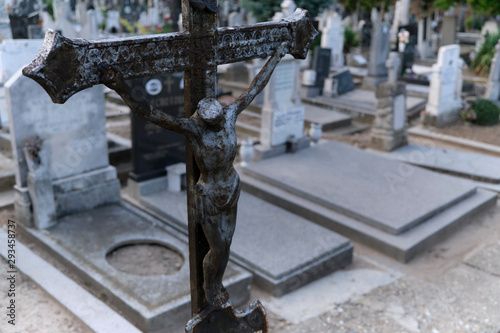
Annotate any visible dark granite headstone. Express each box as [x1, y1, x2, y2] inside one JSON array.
[[312, 47, 331, 93], [331, 69, 355, 95], [129, 73, 186, 181], [361, 21, 372, 48]]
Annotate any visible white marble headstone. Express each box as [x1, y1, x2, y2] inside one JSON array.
[[261, 55, 305, 147], [320, 13, 345, 68], [425, 44, 463, 118]]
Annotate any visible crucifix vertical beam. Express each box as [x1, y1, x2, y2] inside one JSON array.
[[182, 0, 217, 314]]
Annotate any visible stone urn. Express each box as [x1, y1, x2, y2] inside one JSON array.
[[308, 123, 322, 145], [239, 140, 254, 166]]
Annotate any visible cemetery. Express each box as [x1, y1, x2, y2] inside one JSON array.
[[1, 0, 500, 332]]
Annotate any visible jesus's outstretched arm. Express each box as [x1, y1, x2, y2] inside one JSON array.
[[99, 63, 195, 135], [232, 42, 288, 115]]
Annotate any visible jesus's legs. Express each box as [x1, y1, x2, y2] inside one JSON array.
[[200, 207, 237, 307]]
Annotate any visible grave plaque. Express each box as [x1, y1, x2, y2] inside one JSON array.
[[129, 73, 186, 182], [332, 69, 355, 95], [312, 47, 331, 93]]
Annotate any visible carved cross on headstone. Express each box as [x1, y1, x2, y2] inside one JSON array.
[[23, 1, 317, 331]]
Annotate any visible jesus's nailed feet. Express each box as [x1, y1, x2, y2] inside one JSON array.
[[185, 300, 268, 333]]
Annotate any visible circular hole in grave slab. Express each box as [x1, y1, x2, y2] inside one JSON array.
[[106, 242, 184, 276]]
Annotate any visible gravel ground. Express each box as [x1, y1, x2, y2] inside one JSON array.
[[429, 121, 500, 147]]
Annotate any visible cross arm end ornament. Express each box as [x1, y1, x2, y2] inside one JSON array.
[[22, 9, 318, 104], [283, 9, 318, 60]]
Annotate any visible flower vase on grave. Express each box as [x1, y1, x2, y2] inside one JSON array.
[[239, 140, 254, 166], [308, 123, 322, 146]]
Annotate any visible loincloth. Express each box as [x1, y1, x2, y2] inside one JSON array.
[[195, 173, 240, 216]]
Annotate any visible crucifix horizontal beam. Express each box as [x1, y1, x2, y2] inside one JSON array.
[[23, 10, 316, 104]]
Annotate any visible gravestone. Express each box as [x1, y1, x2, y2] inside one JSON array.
[[6, 70, 120, 228], [0, 3, 12, 40], [360, 20, 372, 47], [485, 40, 500, 101], [323, 69, 355, 97], [475, 20, 499, 53], [127, 73, 187, 199], [363, 22, 391, 91], [320, 12, 344, 69], [0, 39, 44, 128], [423, 44, 463, 127], [391, 0, 410, 34], [8, 0, 39, 39], [417, 16, 433, 59], [371, 78, 407, 151], [255, 55, 309, 160], [106, 10, 120, 33], [441, 16, 457, 46], [228, 9, 244, 26], [312, 46, 331, 94]]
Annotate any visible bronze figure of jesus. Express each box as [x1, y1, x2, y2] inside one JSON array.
[[99, 42, 288, 307]]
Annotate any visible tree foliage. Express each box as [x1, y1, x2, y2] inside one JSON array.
[[241, 0, 331, 21], [433, 0, 500, 16]]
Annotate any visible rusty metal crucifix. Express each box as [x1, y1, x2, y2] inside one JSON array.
[[23, 1, 317, 331]]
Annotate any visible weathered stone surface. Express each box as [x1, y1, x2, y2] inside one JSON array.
[[389, 144, 500, 184], [19, 203, 252, 333], [6, 70, 120, 227], [124, 189, 353, 296], [240, 141, 497, 261], [244, 141, 478, 235], [424, 44, 463, 127]]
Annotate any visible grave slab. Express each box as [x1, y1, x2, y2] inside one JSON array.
[[388, 144, 500, 183], [19, 203, 252, 333], [304, 89, 426, 119], [124, 189, 353, 296], [243, 141, 477, 235], [240, 141, 497, 261], [304, 104, 351, 131]]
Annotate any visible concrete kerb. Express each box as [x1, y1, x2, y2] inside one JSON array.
[[408, 125, 500, 158], [0, 228, 142, 333]]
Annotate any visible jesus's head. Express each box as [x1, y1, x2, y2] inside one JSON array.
[[198, 98, 224, 126]]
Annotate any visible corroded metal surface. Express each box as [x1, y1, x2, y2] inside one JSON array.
[[186, 301, 268, 333], [22, 9, 317, 104]]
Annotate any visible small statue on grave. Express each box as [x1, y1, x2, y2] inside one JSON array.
[[99, 42, 288, 307]]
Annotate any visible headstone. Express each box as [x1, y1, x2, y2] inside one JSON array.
[[228, 9, 244, 26], [323, 69, 355, 97], [128, 73, 186, 183], [371, 81, 407, 151], [106, 10, 120, 33], [300, 69, 319, 98], [423, 44, 463, 127], [312, 47, 331, 94], [360, 20, 372, 47], [484, 40, 500, 101], [475, 20, 499, 53], [320, 12, 344, 68], [8, 0, 39, 39], [401, 35, 416, 74], [0, 39, 44, 127], [417, 16, 433, 59], [80, 9, 99, 40], [256, 55, 308, 160], [386, 52, 401, 83], [390, 0, 410, 40], [362, 22, 391, 91], [6, 70, 120, 228], [441, 16, 457, 46]]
